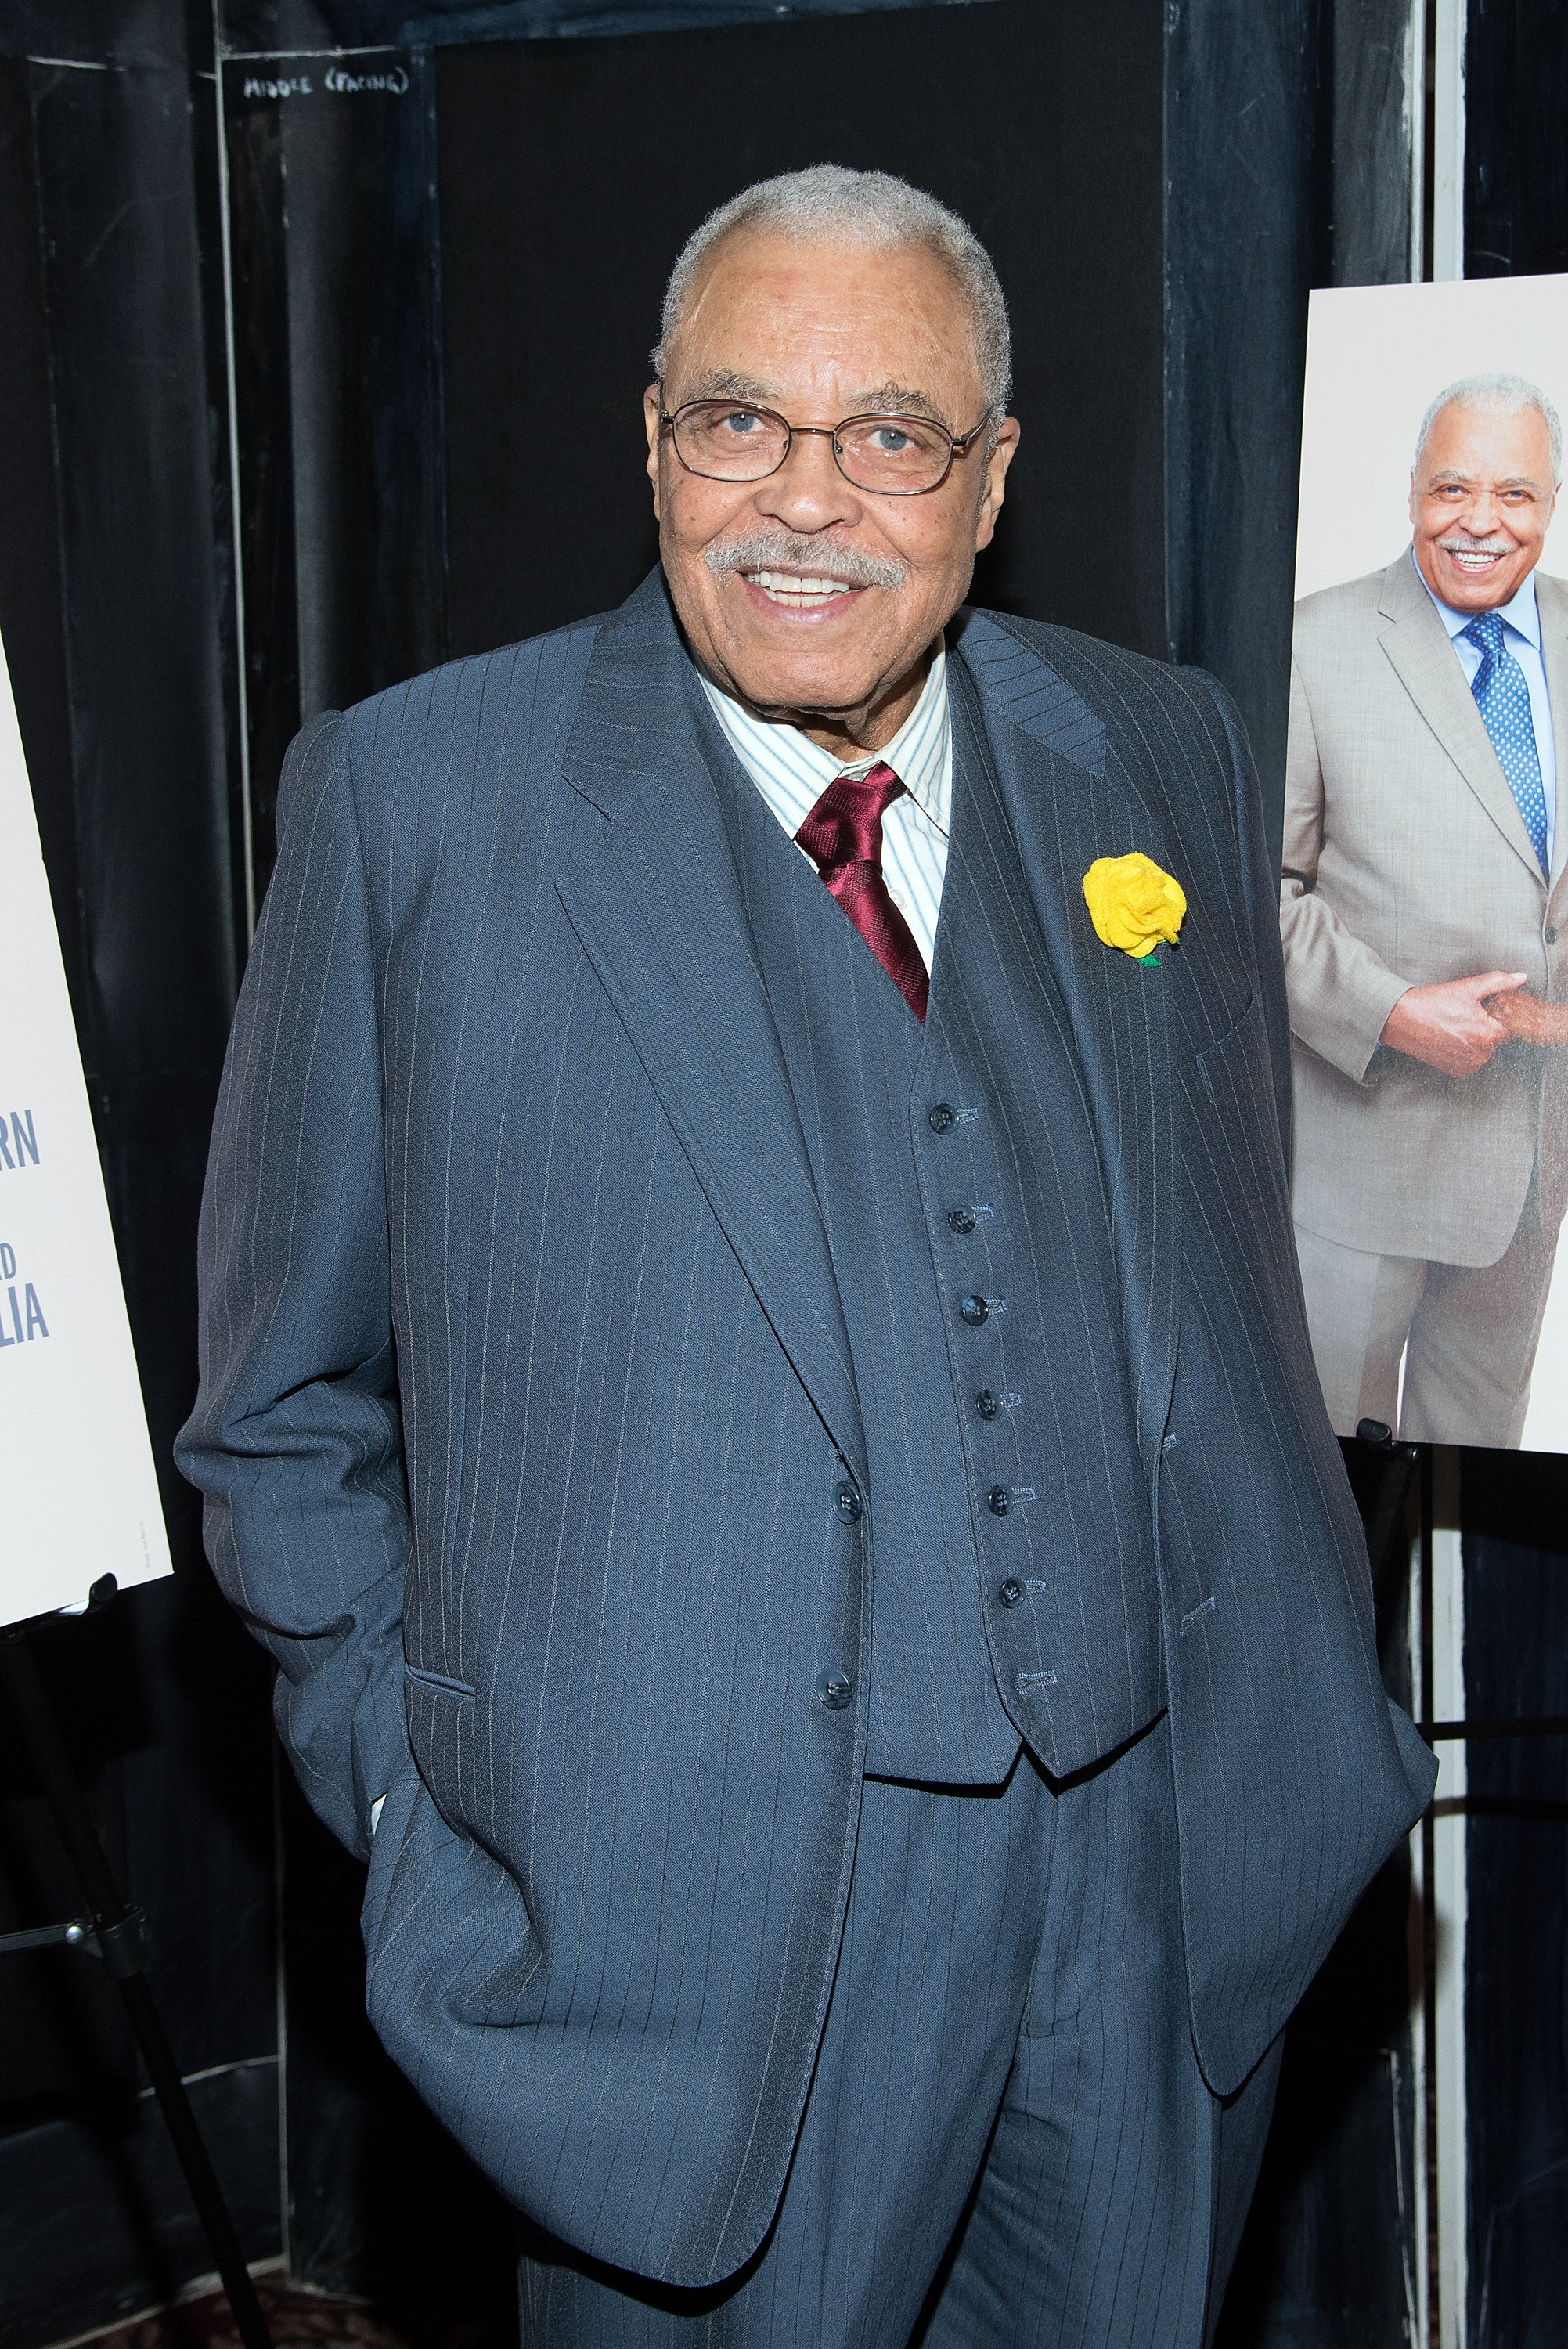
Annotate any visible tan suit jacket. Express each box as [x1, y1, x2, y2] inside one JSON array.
[[1282, 550, 1568, 1265]]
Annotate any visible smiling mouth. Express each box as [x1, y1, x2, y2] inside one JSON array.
[[741, 569, 864, 608], [1440, 543, 1511, 572]]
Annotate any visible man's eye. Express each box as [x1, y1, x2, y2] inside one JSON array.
[[720, 410, 764, 435], [871, 428, 914, 453]]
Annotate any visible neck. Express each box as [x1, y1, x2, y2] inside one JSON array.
[[705, 642, 938, 763]]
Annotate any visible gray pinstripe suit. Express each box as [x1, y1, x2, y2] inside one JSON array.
[[178, 572, 1434, 2343]]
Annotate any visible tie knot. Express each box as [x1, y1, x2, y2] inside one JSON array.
[[795, 760, 907, 872], [1462, 609, 1509, 659]]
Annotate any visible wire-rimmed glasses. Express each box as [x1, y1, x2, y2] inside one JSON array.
[[661, 398, 988, 496]]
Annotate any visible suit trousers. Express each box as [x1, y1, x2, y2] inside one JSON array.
[[517, 1719, 1280, 2349], [1294, 1179, 1561, 1446]]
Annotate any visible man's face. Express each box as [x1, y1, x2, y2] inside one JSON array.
[[644, 230, 1018, 751], [1410, 402, 1559, 612]]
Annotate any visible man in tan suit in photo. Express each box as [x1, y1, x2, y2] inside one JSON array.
[[1283, 373, 1568, 1446]]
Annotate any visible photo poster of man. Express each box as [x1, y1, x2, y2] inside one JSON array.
[[0, 629, 172, 1624], [1283, 272, 1568, 1453]]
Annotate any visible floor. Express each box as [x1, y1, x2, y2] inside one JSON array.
[[76, 2275, 514, 2349]]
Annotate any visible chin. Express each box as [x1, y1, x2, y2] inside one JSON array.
[[723, 632, 878, 704]]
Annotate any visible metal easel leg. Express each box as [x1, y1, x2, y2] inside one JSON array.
[[0, 1624, 276, 2349]]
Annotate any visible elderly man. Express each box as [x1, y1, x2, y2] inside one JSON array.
[[1283, 373, 1568, 1445], [180, 168, 1431, 2346]]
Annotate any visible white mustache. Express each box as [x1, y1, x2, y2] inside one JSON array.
[[1439, 533, 1514, 554], [703, 529, 908, 591]]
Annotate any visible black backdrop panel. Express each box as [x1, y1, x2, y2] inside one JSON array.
[[1461, 1452, 1568, 2349], [0, 41, 279, 2344], [1465, 0, 1568, 280], [225, 49, 448, 897], [436, 0, 1166, 662]]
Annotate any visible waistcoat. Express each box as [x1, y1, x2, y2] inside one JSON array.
[[699, 659, 1163, 1783]]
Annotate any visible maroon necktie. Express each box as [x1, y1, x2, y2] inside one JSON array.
[[795, 762, 929, 1022]]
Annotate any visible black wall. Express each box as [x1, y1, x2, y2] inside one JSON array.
[[436, 2, 1167, 663], [0, 26, 279, 2343]]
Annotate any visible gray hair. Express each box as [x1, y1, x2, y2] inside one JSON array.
[[653, 164, 1012, 424], [1415, 371, 1563, 482]]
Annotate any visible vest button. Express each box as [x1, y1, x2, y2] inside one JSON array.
[[999, 1579, 1024, 1607], [947, 1207, 977, 1235], [816, 1670, 853, 1710], [975, 1389, 1000, 1419], [928, 1103, 957, 1133], [961, 1294, 989, 1326], [832, 1481, 863, 1524], [1548, 926, 1559, 944], [987, 1485, 1011, 1517]]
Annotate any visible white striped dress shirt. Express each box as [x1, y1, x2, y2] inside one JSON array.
[[698, 645, 952, 969]]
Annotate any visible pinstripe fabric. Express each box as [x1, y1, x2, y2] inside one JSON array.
[[178, 569, 1434, 2296], [697, 644, 950, 966], [701, 666, 1159, 1784], [520, 1724, 1281, 2347]]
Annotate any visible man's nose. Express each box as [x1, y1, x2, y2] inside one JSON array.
[[753, 428, 863, 532], [1461, 487, 1504, 537]]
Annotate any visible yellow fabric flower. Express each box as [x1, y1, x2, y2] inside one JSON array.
[[1082, 853, 1187, 963]]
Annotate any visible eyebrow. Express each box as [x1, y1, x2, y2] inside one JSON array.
[[1426, 468, 1546, 491], [670, 371, 955, 429]]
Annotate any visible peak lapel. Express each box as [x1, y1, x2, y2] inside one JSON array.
[[556, 577, 864, 1478], [947, 635, 1177, 1476], [1377, 556, 1547, 889]]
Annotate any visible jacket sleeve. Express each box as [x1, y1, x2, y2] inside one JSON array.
[[1191, 669, 1294, 1171], [175, 710, 408, 1860], [1278, 654, 1411, 1082]]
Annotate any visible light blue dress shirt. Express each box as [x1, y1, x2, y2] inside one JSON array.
[[1417, 549, 1558, 864], [698, 647, 951, 970]]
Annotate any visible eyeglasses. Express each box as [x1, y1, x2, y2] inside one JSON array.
[[661, 398, 989, 496]]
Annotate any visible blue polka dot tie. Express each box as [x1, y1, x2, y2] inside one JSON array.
[[1462, 608, 1549, 875]]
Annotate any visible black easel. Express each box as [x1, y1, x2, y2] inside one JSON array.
[[1356, 1418, 1568, 1747], [0, 1581, 276, 2349]]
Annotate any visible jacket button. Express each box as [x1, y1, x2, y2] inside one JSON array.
[[947, 1207, 977, 1235], [928, 1103, 957, 1133], [1548, 926, 1559, 944], [999, 1579, 1023, 1607], [987, 1485, 1011, 1517], [832, 1481, 863, 1524], [961, 1294, 989, 1326], [975, 1388, 1000, 1419], [816, 1670, 853, 1710]]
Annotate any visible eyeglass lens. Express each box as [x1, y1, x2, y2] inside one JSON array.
[[672, 402, 955, 493]]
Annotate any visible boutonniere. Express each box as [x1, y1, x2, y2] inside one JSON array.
[[1082, 853, 1187, 966]]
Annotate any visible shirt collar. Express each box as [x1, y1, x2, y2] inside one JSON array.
[[697, 642, 951, 839], [1413, 543, 1543, 649]]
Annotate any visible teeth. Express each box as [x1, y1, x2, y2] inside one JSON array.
[[744, 570, 856, 602]]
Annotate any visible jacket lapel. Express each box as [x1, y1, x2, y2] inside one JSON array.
[[946, 626, 1178, 1475], [1377, 553, 1548, 889], [555, 574, 865, 1478], [1537, 572, 1568, 908]]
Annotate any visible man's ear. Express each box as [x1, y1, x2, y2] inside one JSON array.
[[644, 384, 663, 515], [975, 417, 1021, 554]]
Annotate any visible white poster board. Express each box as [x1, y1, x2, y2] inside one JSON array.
[[0, 635, 172, 1622], [1285, 275, 1568, 1453]]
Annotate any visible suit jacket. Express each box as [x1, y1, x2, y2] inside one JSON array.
[[178, 571, 1433, 2287], [1282, 551, 1568, 1264]]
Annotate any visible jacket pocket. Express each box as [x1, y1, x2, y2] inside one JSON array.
[[403, 1660, 476, 1700], [1195, 994, 1263, 1106]]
